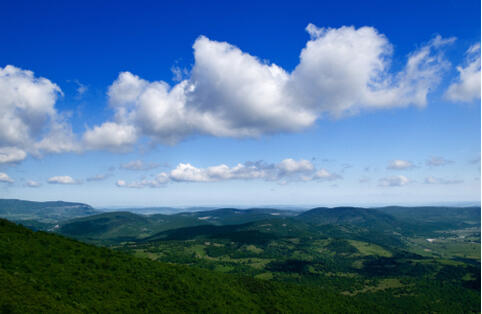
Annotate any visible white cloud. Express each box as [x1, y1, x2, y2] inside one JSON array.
[[116, 173, 168, 188], [0, 172, 14, 183], [277, 158, 314, 174], [359, 176, 371, 183], [169, 160, 314, 183], [424, 176, 463, 185], [85, 25, 453, 149], [171, 66, 189, 82], [82, 122, 137, 151], [387, 160, 415, 170], [445, 43, 481, 102], [117, 158, 341, 187], [0, 65, 79, 160], [0, 147, 27, 163], [312, 169, 342, 181], [34, 119, 79, 154], [25, 180, 41, 187], [47, 176, 80, 185], [170, 163, 212, 182], [86, 173, 111, 182], [379, 175, 410, 187], [0, 65, 60, 147], [291, 27, 453, 115], [426, 156, 453, 167], [120, 160, 159, 171], [74, 80, 87, 96]]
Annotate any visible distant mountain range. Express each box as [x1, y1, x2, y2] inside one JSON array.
[[0, 199, 99, 225], [0, 198, 479, 243]]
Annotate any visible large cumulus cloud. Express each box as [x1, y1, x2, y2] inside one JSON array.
[[84, 24, 454, 149], [0, 65, 78, 163], [1, 25, 465, 158]]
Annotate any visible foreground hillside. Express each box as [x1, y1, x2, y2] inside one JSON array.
[[1, 201, 480, 313], [0, 218, 372, 313]]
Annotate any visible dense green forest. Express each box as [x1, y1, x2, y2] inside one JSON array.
[[0, 200, 480, 313], [0, 218, 401, 313]]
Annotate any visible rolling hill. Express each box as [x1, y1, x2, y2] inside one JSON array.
[[57, 207, 300, 243], [1, 200, 479, 313], [376, 206, 481, 225], [0, 218, 371, 313], [0, 199, 98, 224], [296, 207, 400, 230], [175, 207, 298, 225], [58, 211, 210, 243]]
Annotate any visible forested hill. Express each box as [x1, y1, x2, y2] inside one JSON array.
[[0, 199, 98, 223], [0, 218, 369, 313]]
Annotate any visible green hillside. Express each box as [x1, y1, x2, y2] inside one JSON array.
[[57, 208, 299, 244], [0, 218, 369, 313], [1, 201, 480, 313], [176, 208, 298, 225], [296, 207, 399, 230], [376, 206, 481, 230], [119, 211, 480, 313], [0, 199, 98, 224], [58, 211, 210, 244]]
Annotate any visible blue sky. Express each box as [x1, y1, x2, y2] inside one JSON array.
[[0, 0, 480, 207]]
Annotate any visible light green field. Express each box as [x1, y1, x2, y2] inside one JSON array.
[[348, 240, 392, 257], [255, 272, 274, 280], [407, 236, 481, 260], [244, 244, 263, 254], [342, 278, 406, 296]]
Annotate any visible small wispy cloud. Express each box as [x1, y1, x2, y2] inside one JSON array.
[[444, 42, 481, 103], [86, 173, 112, 182], [116, 158, 342, 188], [387, 160, 415, 170], [424, 176, 463, 185], [0, 172, 14, 183], [120, 160, 159, 171], [171, 65, 189, 82], [378, 175, 410, 187], [340, 163, 352, 173], [24, 180, 41, 187], [426, 156, 453, 167], [359, 176, 371, 183], [73, 79, 88, 97], [0, 147, 27, 164], [116, 174, 169, 189], [469, 156, 481, 165], [47, 176, 82, 185]]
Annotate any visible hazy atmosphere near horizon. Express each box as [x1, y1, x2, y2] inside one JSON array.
[[0, 0, 480, 208]]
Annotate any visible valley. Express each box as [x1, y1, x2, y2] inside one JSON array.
[[0, 199, 480, 312]]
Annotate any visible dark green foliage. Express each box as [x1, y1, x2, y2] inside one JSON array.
[[267, 259, 312, 274], [326, 239, 358, 254], [376, 206, 481, 235], [59, 211, 209, 243], [376, 206, 481, 224], [118, 209, 480, 313], [2, 202, 481, 313], [0, 218, 377, 313], [175, 208, 298, 225]]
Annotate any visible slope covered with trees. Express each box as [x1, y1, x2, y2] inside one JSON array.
[[0, 218, 373, 313]]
